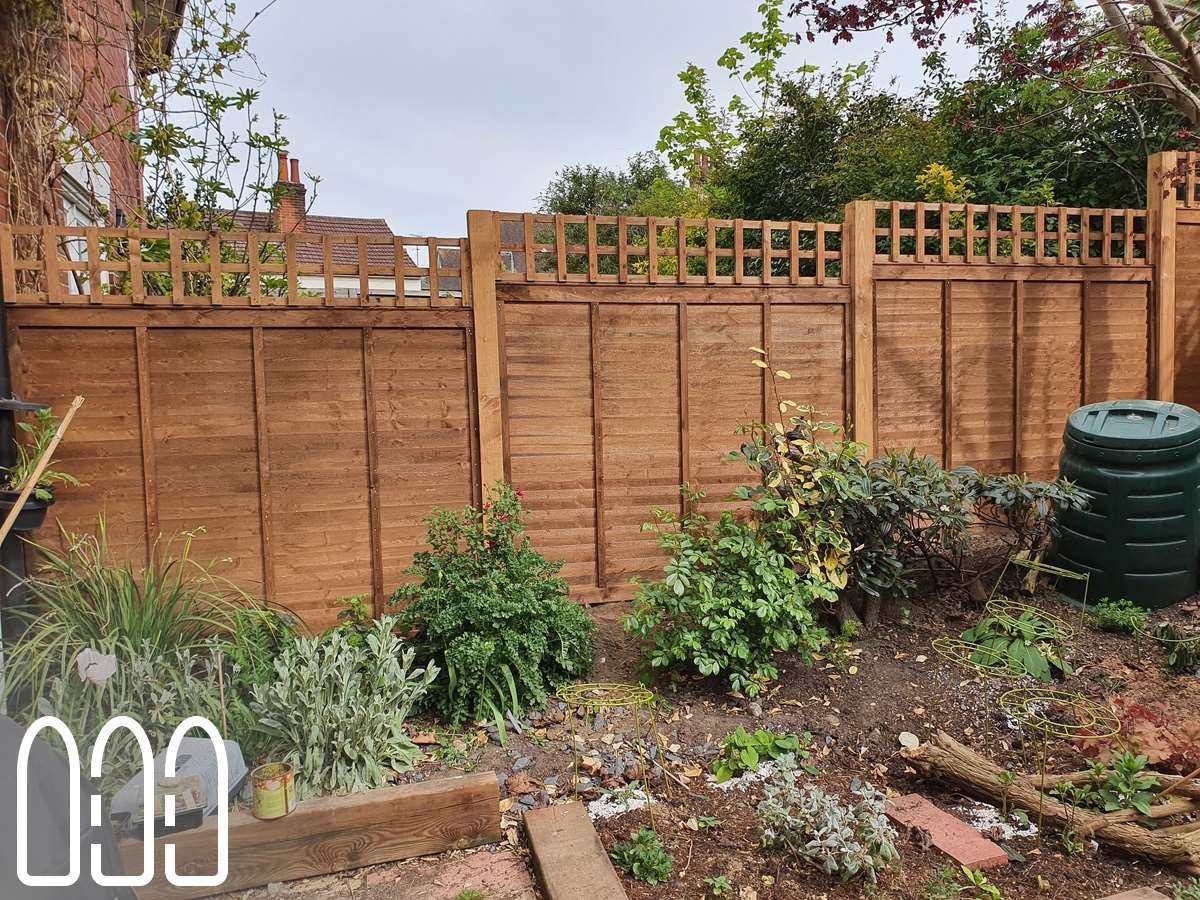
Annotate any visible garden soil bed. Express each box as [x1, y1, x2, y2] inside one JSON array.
[[224, 584, 1200, 899]]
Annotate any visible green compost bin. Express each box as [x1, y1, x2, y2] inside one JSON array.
[[1050, 400, 1200, 610]]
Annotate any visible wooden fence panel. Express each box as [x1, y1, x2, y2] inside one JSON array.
[[949, 281, 1016, 473], [501, 302, 598, 590], [1176, 220, 1200, 410], [1085, 281, 1151, 402], [5, 310, 477, 632], [1020, 283, 1083, 478], [372, 327, 477, 595], [770, 303, 847, 430], [148, 329, 264, 589], [875, 281, 945, 461], [12, 327, 148, 563], [595, 304, 680, 586], [686, 305, 762, 518], [261, 329, 373, 630]]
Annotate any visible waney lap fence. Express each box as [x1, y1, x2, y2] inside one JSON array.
[[1, 152, 1193, 625]]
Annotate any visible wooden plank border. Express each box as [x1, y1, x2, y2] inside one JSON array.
[[118, 773, 501, 900]]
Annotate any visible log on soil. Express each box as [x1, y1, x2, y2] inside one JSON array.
[[904, 731, 1200, 874]]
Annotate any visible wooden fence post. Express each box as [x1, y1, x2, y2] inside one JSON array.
[[846, 200, 876, 454], [1148, 150, 1178, 401], [466, 210, 506, 493]]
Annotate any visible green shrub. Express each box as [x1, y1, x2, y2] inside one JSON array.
[[961, 605, 1072, 682], [611, 828, 673, 885], [250, 616, 436, 798], [713, 726, 815, 782], [731, 388, 1085, 607], [757, 758, 899, 883], [623, 496, 828, 697], [1092, 598, 1147, 635], [390, 483, 594, 729]]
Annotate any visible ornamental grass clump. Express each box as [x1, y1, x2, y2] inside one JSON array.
[[757, 757, 899, 883], [4, 520, 278, 710], [390, 483, 594, 730]]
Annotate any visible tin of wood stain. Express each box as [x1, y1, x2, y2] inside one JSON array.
[[250, 762, 296, 819]]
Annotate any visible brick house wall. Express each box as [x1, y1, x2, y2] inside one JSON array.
[[0, 0, 145, 225]]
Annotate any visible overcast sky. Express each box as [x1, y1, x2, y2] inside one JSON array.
[[246, 1, 977, 236]]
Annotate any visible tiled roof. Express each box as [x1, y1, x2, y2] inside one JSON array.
[[228, 211, 416, 268]]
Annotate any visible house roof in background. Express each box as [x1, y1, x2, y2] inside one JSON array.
[[229, 211, 417, 268]]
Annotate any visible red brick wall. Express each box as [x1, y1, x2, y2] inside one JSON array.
[[0, 0, 143, 224], [66, 0, 143, 219]]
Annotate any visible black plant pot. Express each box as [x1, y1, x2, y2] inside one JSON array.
[[0, 490, 51, 532]]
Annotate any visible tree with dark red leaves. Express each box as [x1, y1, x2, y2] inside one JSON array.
[[789, 1, 1200, 126]]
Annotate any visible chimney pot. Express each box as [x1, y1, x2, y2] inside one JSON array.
[[289, 158, 300, 183], [276, 151, 288, 183]]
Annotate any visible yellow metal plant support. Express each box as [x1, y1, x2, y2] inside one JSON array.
[[999, 687, 1121, 836], [556, 682, 664, 829]]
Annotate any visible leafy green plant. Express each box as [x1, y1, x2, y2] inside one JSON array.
[[37, 643, 247, 793], [333, 594, 374, 649], [757, 757, 899, 883], [958, 866, 1003, 899], [611, 828, 674, 886], [827, 620, 859, 672], [0, 408, 79, 501], [624, 490, 828, 697], [997, 767, 1017, 816], [1052, 753, 1160, 816], [221, 607, 299, 695], [4, 521, 274, 709], [1172, 878, 1200, 900], [704, 874, 732, 896], [1096, 752, 1160, 816], [1092, 598, 1147, 635], [453, 892, 486, 900], [697, 815, 722, 830], [391, 483, 594, 732], [960, 605, 1071, 682], [1152, 624, 1200, 675], [922, 864, 960, 900], [713, 726, 815, 782], [250, 616, 437, 798]]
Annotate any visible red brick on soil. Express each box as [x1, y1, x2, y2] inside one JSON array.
[[885, 793, 1009, 870], [1096, 890, 1170, 900]]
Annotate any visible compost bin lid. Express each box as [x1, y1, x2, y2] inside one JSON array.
[[1065, 400, 1200, 450]]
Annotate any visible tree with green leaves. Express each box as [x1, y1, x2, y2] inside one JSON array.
[[1, 0, 307, 229]]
